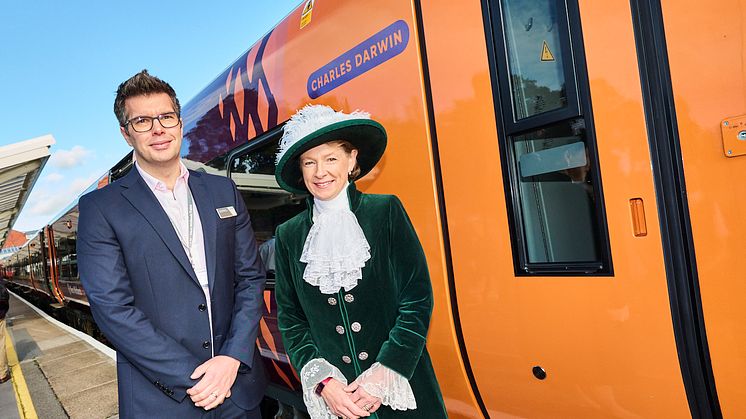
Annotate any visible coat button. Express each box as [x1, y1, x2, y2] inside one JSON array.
[[344, 294, 355, 303], [198, 304, 207, 312], [358, 351, 368, 361], [351, 322, 361, 332], [335, 325, 345, 335], [327, 297, 337, 306], [202, 340, 211, 349], [342, 355, 352, 364]]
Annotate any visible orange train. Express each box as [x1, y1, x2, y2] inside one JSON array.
[[3, 0, 745, 417]]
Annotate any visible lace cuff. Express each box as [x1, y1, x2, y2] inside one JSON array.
[[300, 358, 348, 419], [356, 362, 417, 411]]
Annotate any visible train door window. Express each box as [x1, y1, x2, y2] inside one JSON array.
[[501, 0, 578, 122], [227, 127, 307, 284], [55, 233, 78, 280], [31, 248, 43, 279], [485, 0, 612, 274]]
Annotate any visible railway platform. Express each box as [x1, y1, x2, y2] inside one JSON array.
[[1, 292, 118, 419]]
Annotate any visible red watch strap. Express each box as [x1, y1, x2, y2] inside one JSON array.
[[315, 377, 333, 395]]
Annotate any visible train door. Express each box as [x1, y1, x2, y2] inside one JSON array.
[[420, 0, 715, 417], [656, 0, 746, 417], [44, 225, 65, 305]]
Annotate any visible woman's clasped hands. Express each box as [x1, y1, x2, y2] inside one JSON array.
[[319, 378, 382, 418]]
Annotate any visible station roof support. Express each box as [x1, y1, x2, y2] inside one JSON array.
[[0, 134, 55, 248]]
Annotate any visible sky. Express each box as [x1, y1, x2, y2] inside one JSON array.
[[1, 1, 301, 232]]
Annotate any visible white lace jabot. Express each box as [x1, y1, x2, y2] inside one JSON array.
[[300, 183, 371, 294]]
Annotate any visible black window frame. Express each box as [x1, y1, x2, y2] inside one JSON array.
[[227, 126, 286, 179], [109, 151, 134, 182], [482, 0, 613, 276], [226, 123, 308, 288], [495, 0, 581, 132]]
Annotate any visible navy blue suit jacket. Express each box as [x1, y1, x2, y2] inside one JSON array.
[[77, 167, 267, 418]]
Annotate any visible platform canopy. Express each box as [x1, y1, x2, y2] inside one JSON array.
[[0, 134, 55, 248]]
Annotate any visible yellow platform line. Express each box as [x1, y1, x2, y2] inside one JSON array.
[[5, 327, 38, 419]]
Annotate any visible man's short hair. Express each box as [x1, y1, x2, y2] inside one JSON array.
[[114, 69, 181, 127]]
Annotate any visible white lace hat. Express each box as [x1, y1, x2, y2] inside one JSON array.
[[275, 104, 387, 194]]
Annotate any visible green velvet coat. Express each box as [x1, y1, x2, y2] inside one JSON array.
[[275, 184, 447, 418]]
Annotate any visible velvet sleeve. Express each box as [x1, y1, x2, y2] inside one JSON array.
[[375, 196, 433, 379], [274, 226, 321, 372]]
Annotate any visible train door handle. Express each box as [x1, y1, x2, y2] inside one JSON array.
[[629, 198, 648, 237]]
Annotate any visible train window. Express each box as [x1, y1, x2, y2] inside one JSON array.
[[30, 248, 44, 280], [501, 0, 571, 121], [230, 142, 278, 176], [55, 234, 78, 281], [227, 126, 307, 284], [485, 0, 612, 274], [513, 118, 601, 264], [20, 255, 30, 278]]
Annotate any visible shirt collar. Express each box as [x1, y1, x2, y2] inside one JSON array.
[[135, 160, 189, 192], [312, 182, 350, 222]]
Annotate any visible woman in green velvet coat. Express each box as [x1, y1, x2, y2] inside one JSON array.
[[273, 105, 447, 419]]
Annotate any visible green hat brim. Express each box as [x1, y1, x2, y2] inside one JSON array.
[[275, 119, 387, 194]]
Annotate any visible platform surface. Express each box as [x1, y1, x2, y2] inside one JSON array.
[[2, 292, 118, 418]]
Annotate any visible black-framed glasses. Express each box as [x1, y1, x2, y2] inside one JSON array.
[[124, 112, 180, 132]]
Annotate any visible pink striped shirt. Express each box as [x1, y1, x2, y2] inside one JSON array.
[[136, 161, 213, 355]]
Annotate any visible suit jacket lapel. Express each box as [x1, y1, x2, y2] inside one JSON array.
[[188, 171, 217, 294], [119, 169, 199, 285]]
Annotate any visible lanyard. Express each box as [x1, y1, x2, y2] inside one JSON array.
[[167, 188, 213, 356], [168, 190, 194, 264]]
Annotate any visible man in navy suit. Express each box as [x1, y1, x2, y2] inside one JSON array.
[[78, 70, 267, 418]]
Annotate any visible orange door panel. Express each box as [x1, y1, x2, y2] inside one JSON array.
[[662, 0, 746, 416], [422, 0, 689, 416]]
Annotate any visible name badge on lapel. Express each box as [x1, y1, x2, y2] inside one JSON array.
[[216, 206, 237, 219]]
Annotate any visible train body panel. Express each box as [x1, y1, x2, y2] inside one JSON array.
[[661, 0, 746, 416], [6, 232, 51, 296], [421, 0, 692, 416], [48, 203, 85, 305]]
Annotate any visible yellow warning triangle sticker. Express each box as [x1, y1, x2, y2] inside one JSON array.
[[300, 0, 314, 29], [541, 41, 555, 61]]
